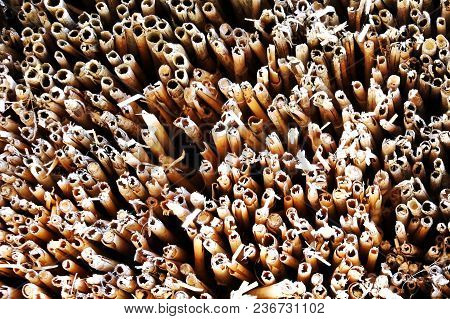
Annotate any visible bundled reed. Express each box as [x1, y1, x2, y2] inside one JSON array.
[[0, 0, 449, 299]]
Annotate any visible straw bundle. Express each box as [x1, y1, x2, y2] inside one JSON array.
[[0, 0, 449, 299]]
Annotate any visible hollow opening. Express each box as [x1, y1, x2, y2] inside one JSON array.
[[117, 6, 127, 15], [117, 66, 129, 75]]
